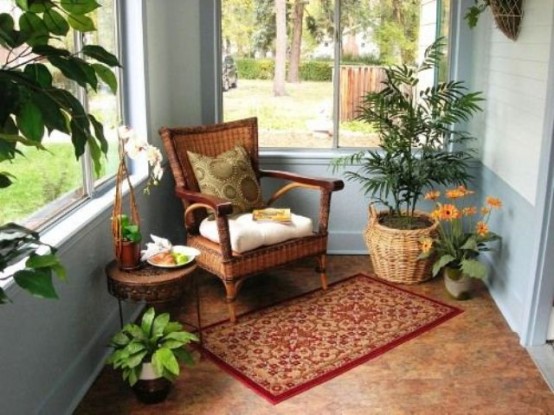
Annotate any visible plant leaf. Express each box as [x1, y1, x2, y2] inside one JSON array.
[[60, 0, 101, 15], [13, 269, 58, 299], [17, 100, 44, 142], [140, 307, 156, 336], [432, 254, 456, 276], [461, 259, 487, 279], [43, 8, 69, 35], [92, 63, 117, 93], [67, 13, 95, 32], [152, 312, 170, 339], [153, 347, 179, 377], [84, 45, 121, 67]]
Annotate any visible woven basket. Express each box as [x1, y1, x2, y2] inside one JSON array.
[[490, 0, 523, 41], [364, 205, 438, 284], [111, 150, 141, 266]]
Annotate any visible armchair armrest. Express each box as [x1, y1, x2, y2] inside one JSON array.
[[175, 186, 234, 216], [174, 186, 234, 259], [260, 169, 344, 192], [259, 169, 344, 235]]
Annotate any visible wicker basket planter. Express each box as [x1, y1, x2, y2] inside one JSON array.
[[490, 0, 523, 41], [364, 206, 438, 284]]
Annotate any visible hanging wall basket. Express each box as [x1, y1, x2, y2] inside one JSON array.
[[490, 0, 523, 41]]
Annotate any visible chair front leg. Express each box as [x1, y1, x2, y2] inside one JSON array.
[[317, 254, 328, 290], [223, 280, 238, 323]]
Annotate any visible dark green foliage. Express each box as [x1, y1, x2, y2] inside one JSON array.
[[236, 58, 332, 82], [0, 0, 120, 189], [236, 58, 275, 80], [298, 61, 332, 82], [0, 222, 66, 304], [0, 0, 120, 303], [332, 38, 483, 221]]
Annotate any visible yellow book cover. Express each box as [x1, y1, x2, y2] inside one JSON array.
[[252, 208, 292, 223]]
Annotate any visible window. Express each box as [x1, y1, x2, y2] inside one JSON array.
[[0, 0, 122, 229], [221, 0, 450, 149]]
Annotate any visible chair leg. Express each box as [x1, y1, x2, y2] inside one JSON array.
[[223, 281, 237, 323], [317, 254, 328, 290]]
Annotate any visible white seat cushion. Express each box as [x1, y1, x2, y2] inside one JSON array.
[[199, 213, 314, 253]]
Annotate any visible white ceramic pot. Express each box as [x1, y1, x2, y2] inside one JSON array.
[[444, 266, 473, 300]]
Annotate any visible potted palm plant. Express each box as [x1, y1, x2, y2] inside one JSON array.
[[106, 306, 199, 404], [332, 38, 483, 284]]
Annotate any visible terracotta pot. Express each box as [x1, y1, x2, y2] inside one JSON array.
[[444, 266, 473, 300], [132, 363, 172, 404], [117, 241, 141, 270]]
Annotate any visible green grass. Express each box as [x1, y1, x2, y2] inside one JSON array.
[[224, 79, 374, 135], [0, 142, 119, 225], [224, 79, 334, 130]]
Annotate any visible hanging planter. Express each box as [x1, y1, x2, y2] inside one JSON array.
[[465, 0, 524, 41], [490, 0, 523, 40]]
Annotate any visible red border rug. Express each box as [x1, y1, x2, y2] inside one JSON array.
[[200, 273, 462, 404]]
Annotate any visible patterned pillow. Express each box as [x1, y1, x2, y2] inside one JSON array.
[[187, 145, 265, 214]]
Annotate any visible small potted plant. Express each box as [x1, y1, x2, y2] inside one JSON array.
[[419, 186, 502, 299], [106, 306, 199, 404], [332, 38, 483, 284], [114, 214, 142, 270]]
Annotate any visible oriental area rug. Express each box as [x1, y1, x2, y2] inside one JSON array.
[[200, 273, 463, 404]]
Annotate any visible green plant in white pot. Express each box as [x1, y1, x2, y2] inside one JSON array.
[[106, 307, 199, 404], [332, 38, 483, 284]]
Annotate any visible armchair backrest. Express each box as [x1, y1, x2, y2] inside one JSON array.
[[159, 117, 260, 193]]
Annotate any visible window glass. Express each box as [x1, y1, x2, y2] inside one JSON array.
[[0, 0, 122, 228], [221, 0, 447, 150]]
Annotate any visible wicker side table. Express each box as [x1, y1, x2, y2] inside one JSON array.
[[105, 260, 201, 338]]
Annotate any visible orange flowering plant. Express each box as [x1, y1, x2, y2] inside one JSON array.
[[418, 186, 502, 279]]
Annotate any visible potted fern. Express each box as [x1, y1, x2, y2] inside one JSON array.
[[106, 306, 199, 404], [332, 38, 483, 284]]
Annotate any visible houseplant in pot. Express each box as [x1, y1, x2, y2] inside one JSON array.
[[332, 38, 483, 284], [106, 306, 199, 404], [419, 187, 502, 299], [111, 127, 163, 270], [113, 214, 142, 270]]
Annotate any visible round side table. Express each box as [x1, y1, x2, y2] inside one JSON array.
[[105, 260, 201, 339]]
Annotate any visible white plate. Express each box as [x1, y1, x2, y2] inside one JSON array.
[[147, 246, 201, 268]]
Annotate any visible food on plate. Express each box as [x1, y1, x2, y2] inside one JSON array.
[[149, 251, 175, 266], [149, 250, 190, 266]]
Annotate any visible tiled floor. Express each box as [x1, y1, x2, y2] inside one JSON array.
[[76, 255, 554, 414]]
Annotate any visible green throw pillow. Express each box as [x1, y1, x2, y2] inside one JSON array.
[[187, 145, 265, 214]]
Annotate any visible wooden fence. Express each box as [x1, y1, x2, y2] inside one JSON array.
[[340, 65, 387, 122]]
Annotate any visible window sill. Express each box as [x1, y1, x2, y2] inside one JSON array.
[[0, 172, 149, 292]]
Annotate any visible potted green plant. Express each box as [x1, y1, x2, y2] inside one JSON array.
[[0, 0, 120, 302], [113, 214, 142, 270], [419, 186, 502, 299], [106, 306, 199, 404], [332, 38, 483, 284], [465, 0, 523, 41]]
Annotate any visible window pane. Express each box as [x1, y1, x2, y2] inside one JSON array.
[[0, 1, 121, 229], [87, 0, 121, 185], [221, 1, 447, 150]]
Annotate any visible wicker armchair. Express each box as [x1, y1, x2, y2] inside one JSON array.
[[159, 117, 344, 322]]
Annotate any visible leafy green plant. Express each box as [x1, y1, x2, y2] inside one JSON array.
[[332, 38, 483, 227], [419, 187, 502, 279], [0, 222, 66, 303], [116, 214, 141, 243], [106, 307, 198, 386], [465, 0, 491, 28], [0, 0, 120, 302]]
